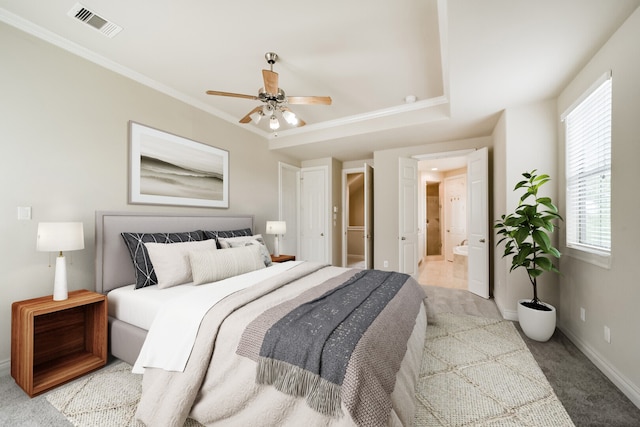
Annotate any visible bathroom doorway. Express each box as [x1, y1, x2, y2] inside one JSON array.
[[418, 159, 468, 290]]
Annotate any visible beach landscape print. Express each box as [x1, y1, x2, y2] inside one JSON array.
[[129, 122, 229, 208]]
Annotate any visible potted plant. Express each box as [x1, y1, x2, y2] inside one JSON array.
[[495, 170, 563, 342]]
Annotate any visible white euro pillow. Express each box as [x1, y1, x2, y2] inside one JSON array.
[[144, 239, 217, 289], [189, 244, 265, 285]]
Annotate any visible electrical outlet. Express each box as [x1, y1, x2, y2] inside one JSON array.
[[383, 260, 389, 268], [580, 307, 586, 322], [604, 326, 611, 343]]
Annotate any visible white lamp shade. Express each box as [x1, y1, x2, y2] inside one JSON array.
[[266, 221, 286, 235], [37, 222, 85, 252]]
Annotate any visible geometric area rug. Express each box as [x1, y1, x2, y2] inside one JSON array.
[[415, 312, 575, 426], [46, 360, 142, 427], [45, 361, 201, 427], [46, 313, 574, 427]]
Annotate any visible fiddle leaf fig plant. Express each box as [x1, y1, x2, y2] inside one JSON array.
[[494, 170, 563, 310]]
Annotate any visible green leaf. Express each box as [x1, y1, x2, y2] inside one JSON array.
[[530, 217, 546, 228], [535, 256, 553, 271], [532, 230, 551, 251], [548, 247, 561, 258], [537, 197, 551, 205], [540, 200, 558, 213], [514, 180, 528, 190], [535, 177, 551, 187], [527, 268, 544, 278], [515, 227, 530, 245]]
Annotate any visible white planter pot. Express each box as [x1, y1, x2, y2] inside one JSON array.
[[517, 299, 556, 342]]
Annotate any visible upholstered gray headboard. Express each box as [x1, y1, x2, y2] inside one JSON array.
[[95, 211, 254, 294]]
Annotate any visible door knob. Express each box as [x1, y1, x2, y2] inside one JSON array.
[[479, 238, 486, 243], [401, 237, 406, 240], [320, 233, 324, 237]]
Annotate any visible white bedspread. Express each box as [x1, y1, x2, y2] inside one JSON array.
[[132, 261, 302, 374]]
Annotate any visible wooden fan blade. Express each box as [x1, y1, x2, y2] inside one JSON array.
[[239, 106, 263, 124], [206, 90, 258, 101], [262, 70, 279, 95], [287, 96, 332, 105]]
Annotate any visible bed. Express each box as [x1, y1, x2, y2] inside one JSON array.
[[95, 211, 427, 427]]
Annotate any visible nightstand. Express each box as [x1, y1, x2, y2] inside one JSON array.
[[11, 289, 107, 397], [270, 254, 296, 263]]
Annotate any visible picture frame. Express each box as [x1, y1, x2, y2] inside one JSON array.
[[128, 121, 229, 208]]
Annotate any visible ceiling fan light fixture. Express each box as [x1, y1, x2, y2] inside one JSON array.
[[269, 115, 280, 130], [206, 52, 331, 129], [250, 110, 263, 124], [282, 109, 298, 125]]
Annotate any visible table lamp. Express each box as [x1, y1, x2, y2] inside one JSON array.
[[266, 221, 286, 257], [37, 222, 85, 301]]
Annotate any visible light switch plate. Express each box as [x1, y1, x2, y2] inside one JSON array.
[[17, 206, 32, 220]]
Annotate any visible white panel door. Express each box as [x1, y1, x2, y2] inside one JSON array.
[[399, 157, 418, 277], [364, 163, 374, 269], [300, 167, 328, 263], [278, 162, 299, 257], [467, 147, 489, 298]]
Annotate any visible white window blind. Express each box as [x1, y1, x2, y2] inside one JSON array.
[[563, 73, 611, 253]]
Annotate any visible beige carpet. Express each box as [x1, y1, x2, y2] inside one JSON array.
[[46, 313, 574, 427]]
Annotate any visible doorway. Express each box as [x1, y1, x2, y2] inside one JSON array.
[[419, 163, 468, 290], [345, 172, 365, 268], [342, 164, 373, 269], [413, 147, 488, 298]]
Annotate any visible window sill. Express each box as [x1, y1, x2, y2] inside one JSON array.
[[564, 246, 611, 269]]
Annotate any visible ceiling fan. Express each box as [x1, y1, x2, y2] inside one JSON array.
[[206, 52, 332, 130]]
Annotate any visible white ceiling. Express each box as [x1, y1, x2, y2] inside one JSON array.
[[1, 0, 638, 161]]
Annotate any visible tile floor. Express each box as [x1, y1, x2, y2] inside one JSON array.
[[418, 256, 468, 290]]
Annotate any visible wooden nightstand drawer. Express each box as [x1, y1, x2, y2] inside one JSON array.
[[11, 289, 107, 397]]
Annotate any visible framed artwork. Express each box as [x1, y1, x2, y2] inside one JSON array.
[[128, 121, 229, 208]]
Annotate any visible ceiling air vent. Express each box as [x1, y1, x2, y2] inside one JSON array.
[[67, 3, 122, 38]]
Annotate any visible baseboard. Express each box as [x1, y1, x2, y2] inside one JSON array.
[[0, 358, 10, 378], [495, 298, 518, 321], [559, 325, 640, 409]]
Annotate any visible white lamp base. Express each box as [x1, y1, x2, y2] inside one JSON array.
[[273, 235, 280, 257], [53, 255, 68, 301]]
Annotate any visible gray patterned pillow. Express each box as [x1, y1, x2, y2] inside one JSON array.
[[121, 231, 204, 289]]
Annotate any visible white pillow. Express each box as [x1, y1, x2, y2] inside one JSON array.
[[219, 234, 272, 266], [144, 240, 217, 289], [189, 245, 265, 285]]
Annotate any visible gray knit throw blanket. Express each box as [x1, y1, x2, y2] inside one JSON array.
[[256, 269, 409, 417]]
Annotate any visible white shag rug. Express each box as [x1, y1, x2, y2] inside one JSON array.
[[46, 313, 574, 426]]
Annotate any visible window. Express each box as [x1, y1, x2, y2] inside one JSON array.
[[562, 72, 611, 256]]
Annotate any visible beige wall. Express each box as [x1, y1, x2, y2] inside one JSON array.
[[556, 8, 640, 406], [492, 99, 559, 319], [0, 22, 298, 370]]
